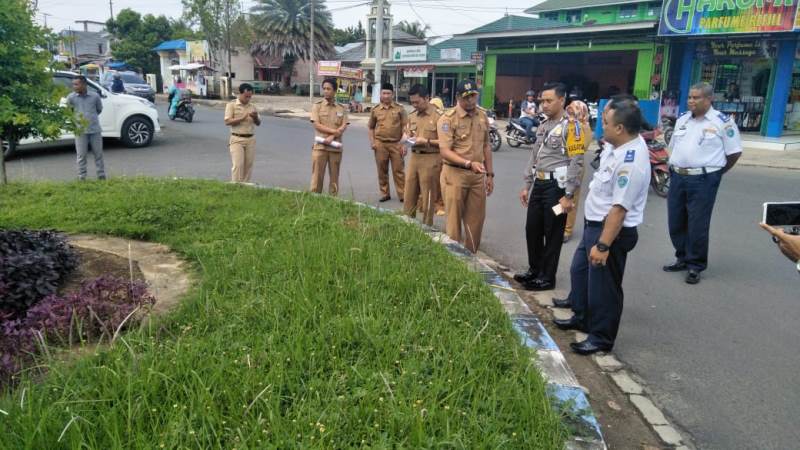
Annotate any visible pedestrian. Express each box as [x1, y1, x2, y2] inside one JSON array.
[[309, 78, 349, 195], [563, 100, 591, 243], [403, 84, 442, 226], [554, 98, 651, 355], [663, 82, 742, 284], [437, 79, 494, 253], [368, 83, 408, 202], [66, 75, 106, 181], [514, 82, 583, 291], [224, 83, 261, 183]]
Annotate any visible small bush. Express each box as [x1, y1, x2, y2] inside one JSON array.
[[0, 230, 79, 316], [0, 276, 155, 384]]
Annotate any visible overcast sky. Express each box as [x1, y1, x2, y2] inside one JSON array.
[[35, 0, 544, 39]]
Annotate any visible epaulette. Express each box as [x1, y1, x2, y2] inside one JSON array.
[[717, 112, 731, 123], [409, 110, 419, 116], [314, 99, 324, 104], [444, 108, 456, 117]]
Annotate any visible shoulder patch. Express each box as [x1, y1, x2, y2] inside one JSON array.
[[441, 121, 450, 132], [624, 150, 636, 163], [617, 176, 629, 188], [726, 125, 735, 138]]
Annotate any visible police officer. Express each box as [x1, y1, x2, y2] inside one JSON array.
[[403, 84, 442, 226], [664, 82, 742, 285], [310, 77, 349, 195], [224, 83, 261, 183], [368, 83, 408, 202], [554, 98, 651, 355], [437, 79, 494, 253], [515, 82, 584, 291]]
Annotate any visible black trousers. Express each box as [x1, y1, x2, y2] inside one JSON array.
[[667, 170, 722, 271], [525, 179, 567, 283], [570, 221, 639, 348]]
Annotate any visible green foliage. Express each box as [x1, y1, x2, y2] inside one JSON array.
[[182, 0, 242, 73], [398, 20, 430, 40], [0, 179, 567, 448], [105, 9, 198, 74], [0, 0, 74, 145], [332, 21, 365, 46]]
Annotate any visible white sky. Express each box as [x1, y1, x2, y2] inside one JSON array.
[[34, 0, 545, 39]]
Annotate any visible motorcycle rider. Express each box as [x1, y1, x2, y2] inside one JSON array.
[[520, 90, 539, 140]]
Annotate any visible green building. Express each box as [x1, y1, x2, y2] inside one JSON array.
[[460, 0, 666, 112]]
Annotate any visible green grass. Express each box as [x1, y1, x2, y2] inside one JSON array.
[[0, 179, 566, 449]]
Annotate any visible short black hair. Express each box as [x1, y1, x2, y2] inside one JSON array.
[[239, 83, 254, 94], [321, 78, 338, 89], [381, 82, 394, 92], [607, 99, 643, 135], [541, 82, 567, 98], [408, 84, 429, 98], [75, 75, 87, 85]]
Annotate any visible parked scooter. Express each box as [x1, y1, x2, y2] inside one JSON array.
[[486, 109, 502, 152], [171, 93, 195, 123], [660, 115, 676, 145], [505, 116, 538, 148], [642, 129, 670, 198]]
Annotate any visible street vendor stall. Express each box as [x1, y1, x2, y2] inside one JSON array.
[[317, 61, 365, 112], [168, 62, 215, 97]]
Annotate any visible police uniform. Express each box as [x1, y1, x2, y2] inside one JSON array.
[[437, 82, 491, 253], [569, 136, 650, 350], [309, 99, 349, 195], [521, 111, 585, 289], [403, 103, 442, 226], [667, 107, 742, 273], [368, 100, 408, 200], [225, 98, 260, 182]]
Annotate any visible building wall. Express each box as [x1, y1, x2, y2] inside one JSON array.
[[540, 2, 661, 25]]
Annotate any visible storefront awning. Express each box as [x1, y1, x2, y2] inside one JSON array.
[[169, 63, 215, 71]]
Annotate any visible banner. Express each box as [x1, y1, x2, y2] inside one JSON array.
[[317, 61, 341, 77], [393, 45, 427, 62], [658, 0, 798, 35], [439, 48, 462, 60]]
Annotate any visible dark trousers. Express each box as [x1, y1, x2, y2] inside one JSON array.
[[667, 170, 722, 271], [570, 222, 638, 348], [525, 179, 567, 283], [520, 117, 538, 138]]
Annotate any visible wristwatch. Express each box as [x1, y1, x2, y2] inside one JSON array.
[[565, 192, 574, 199], [796, 259, 800, 274], [596, 242, 610, 252], [464, 160, 472, 169]]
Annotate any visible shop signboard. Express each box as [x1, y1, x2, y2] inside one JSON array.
[[440, 48, 462, 60], [658, 0, 798, 36], [339, 66, 364, 80], [470, 52, 485, 64], [403, 65, 434, 78], [695, 40, 776, 59], [393, 45, 427, 62], [317, 61, 341, 77]]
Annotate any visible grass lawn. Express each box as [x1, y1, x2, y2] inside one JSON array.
[[0, 179, 566, 449]]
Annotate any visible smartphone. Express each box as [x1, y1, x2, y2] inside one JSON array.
[[762, 202, 800, 226]]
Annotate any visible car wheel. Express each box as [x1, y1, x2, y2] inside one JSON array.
[[121, 116, 154, 148], [2, 137, 17, 159]]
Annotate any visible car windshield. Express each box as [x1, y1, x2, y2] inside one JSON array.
[[120, 74, 146, 84]]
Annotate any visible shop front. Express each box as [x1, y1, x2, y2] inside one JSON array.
[[660, 0, 800, 137]]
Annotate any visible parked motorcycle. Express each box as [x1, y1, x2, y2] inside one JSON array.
[[660, 115, 676, 145], [171, 93, 195, 123], [642, 129, 670, 198], [505, 117, 538, 148], [486, 110, 502, 152]]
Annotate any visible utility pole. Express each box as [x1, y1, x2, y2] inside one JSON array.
[[41, 12, 50, 28], [374, 0, 384, 104], [309, 0, 314, 103], [109, 0, 114, 19]]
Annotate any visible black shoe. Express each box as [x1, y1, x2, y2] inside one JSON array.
[[513, 270, 537, 283], [378, 195, 391, 202], [685, 269, 700, 285], [570, 340, 612, 355], [553, 317, 584, 332], [523, 278, 556, 291], [399, 198, 404, 203], [663, 261, 688, 272], [552, 297, 572, 309]]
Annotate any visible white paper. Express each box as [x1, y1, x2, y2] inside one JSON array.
[[552, 204, 565, 216], [314, 136, 342, 149]]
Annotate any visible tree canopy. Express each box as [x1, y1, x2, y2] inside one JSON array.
[[332, 21, 365, 46]]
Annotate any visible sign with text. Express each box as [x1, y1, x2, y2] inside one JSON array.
[[439, 48, 462, 60], [470, 52, 485, 64], [317, 61, 341, 77], [393, 45, 427, 62], [658, 0, 798, 35], [695, 40, 776, 59]]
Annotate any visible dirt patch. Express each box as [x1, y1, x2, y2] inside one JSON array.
[[59, 247, 146, 296]]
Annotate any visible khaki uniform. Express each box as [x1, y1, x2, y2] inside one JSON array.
[[368, 102, 408, 198], [224, 99, 259, 182], [437, 105, 490, 253], [403, 103, 442, 226], [309, 99, 349, 195]]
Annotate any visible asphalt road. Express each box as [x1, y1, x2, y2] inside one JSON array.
[[7, 105, 800, 449]]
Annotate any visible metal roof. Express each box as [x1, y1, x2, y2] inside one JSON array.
[[152, 39, 187, 52], [526, 0, 653, 14], [465, 15, 568, 35]]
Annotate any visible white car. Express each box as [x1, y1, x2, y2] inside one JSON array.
[[2, 71, 161, 158]]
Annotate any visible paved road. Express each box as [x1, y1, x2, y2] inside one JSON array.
[[8, 105, 800, 449]]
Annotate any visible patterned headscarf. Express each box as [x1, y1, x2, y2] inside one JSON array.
[[567, 100, 591, 135]]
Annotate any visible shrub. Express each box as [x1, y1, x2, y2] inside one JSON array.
[[0, 230, 79, 316], [0, 276, 155, 384]]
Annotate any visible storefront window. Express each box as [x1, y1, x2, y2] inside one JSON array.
[[566, 10, 582, 23], [619, 4, 638, 19], [784, 54, 800, 132]]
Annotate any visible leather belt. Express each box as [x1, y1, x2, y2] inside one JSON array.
[[535, 170, 557, 180], [670, 165, 721, 176], [232, 133, 253, 138], [412, 148, 440, 154], [444, 162, 474, 170], [585, 219, 637, 231]]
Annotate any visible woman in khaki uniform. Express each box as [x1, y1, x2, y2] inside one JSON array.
[[437, 80, 494, 253]]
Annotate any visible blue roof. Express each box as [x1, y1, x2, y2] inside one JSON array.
[[152, 39, 186, 52]]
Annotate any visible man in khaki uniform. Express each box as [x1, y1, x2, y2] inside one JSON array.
[[437, 80, 494, 253], [310, 78, 350, 195], [368, 83, 408, 202], [403, 84, 442, 226], [429, 97, 446, 216], [224, 83, 261, 183]]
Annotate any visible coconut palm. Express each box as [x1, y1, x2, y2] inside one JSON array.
[[398, 20, 429, 39], [250, 0, 335, 87]]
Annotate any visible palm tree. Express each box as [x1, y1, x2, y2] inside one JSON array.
[[250, 0, 335, 88], [398, 20, 429, 40]]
